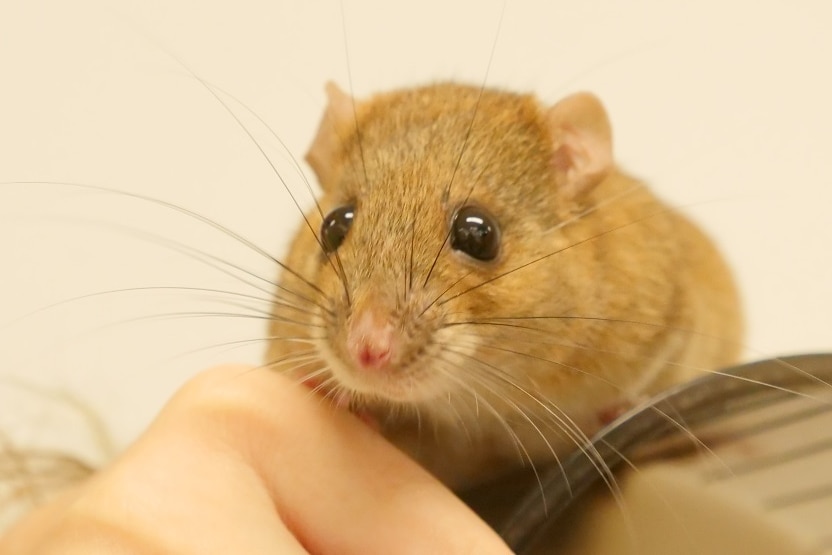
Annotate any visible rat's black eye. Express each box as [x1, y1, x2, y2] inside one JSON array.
[[320, 204, 355, 252], [450, 206, 500, 261]]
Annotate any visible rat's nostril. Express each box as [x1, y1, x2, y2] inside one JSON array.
[[358, 344, 391, 369], [347, 308, 397, 372]]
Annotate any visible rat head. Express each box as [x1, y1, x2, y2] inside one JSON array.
[[270, 82, 614, 414]]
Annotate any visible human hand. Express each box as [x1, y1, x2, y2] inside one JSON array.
[[0, 365, 511, 554]]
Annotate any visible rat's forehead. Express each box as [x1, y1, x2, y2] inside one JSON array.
[[328, 86, 558, 224], [334, 126, 555, 222], [343, 121, 549, 191]]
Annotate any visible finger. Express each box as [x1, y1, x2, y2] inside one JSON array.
[[1, 377, 311, 554], [3, 365, 511, 554], [171, 365, 512, 555]]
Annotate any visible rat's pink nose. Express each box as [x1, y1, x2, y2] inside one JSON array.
[[347, 309, 397, 371], [357, 343, 391, 369]]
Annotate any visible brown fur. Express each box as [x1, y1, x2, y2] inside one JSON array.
[[267, 83, 743, 488]]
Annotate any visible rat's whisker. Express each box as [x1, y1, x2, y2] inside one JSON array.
[[422, 159, 494, 292], [438, 363, 530, 460], [456, 325, 715, 379], [154, 47, 352, 302], [260, 351, 324, 374], [451, 330, 813, 474], [210, 298, 305, 321], [173, 335, 322, 361], [436, 354, 541, 476], [444, 352, 570, 459], [445, 390, 476, 446], [10, 204, 283, 305], [268, 296, 321, 319], [449, 334, 625, 391], [407, 211, 417, 301], [444, 345, 623, 502], [13, 285, 278, 327], [543, 183, 644, 235], [213, 79, 355, 301], [3, 181, 328, 302], [442, 0, 505, 204], [124, 23, 322, 218], [451, 323, 713, 372], [441, 354, 569, 503], [419, 270, 474, 318], [271, 351, 322, 369], [294, 367, 331, 388], [422, 1, 505, 291], [450, 335, 744, 477], [475, 357, 595, 449], [438, 205, 673, 306], [307, 375, 344, 407], [80, 214, 331, 316], [444, 191, 750, 313], [86, 311, 326, 339], [182, 78, 324, 220], [457, 316, 832, 394], [338, 0, 368, 199]]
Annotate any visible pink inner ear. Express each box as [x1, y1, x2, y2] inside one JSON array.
[[551, 136, 576, 174], [546, 93, 614, 196], [305, 82, 357, 190], [324, 81, 357, 129]]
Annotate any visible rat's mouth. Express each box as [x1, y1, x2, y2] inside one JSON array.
[[316, 340, 447, 406], [307, 331, 423, 397], [300, 374, 380, 429]]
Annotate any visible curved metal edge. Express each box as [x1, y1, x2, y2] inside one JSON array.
[[498, 352, 832, 552]]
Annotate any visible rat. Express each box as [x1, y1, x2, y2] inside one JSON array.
[[270, 82, 742, 489]]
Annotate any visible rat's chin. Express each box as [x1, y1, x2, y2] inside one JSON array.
[[329, 360, 446, 405]]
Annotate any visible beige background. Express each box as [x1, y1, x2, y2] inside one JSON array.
[[1, 0, 830, 458]]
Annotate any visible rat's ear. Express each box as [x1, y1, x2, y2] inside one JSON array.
[[306, 82, 357, 190], [545, 93, 613, 196]]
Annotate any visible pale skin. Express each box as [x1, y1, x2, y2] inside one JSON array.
[[0, 365, 511, 554]]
